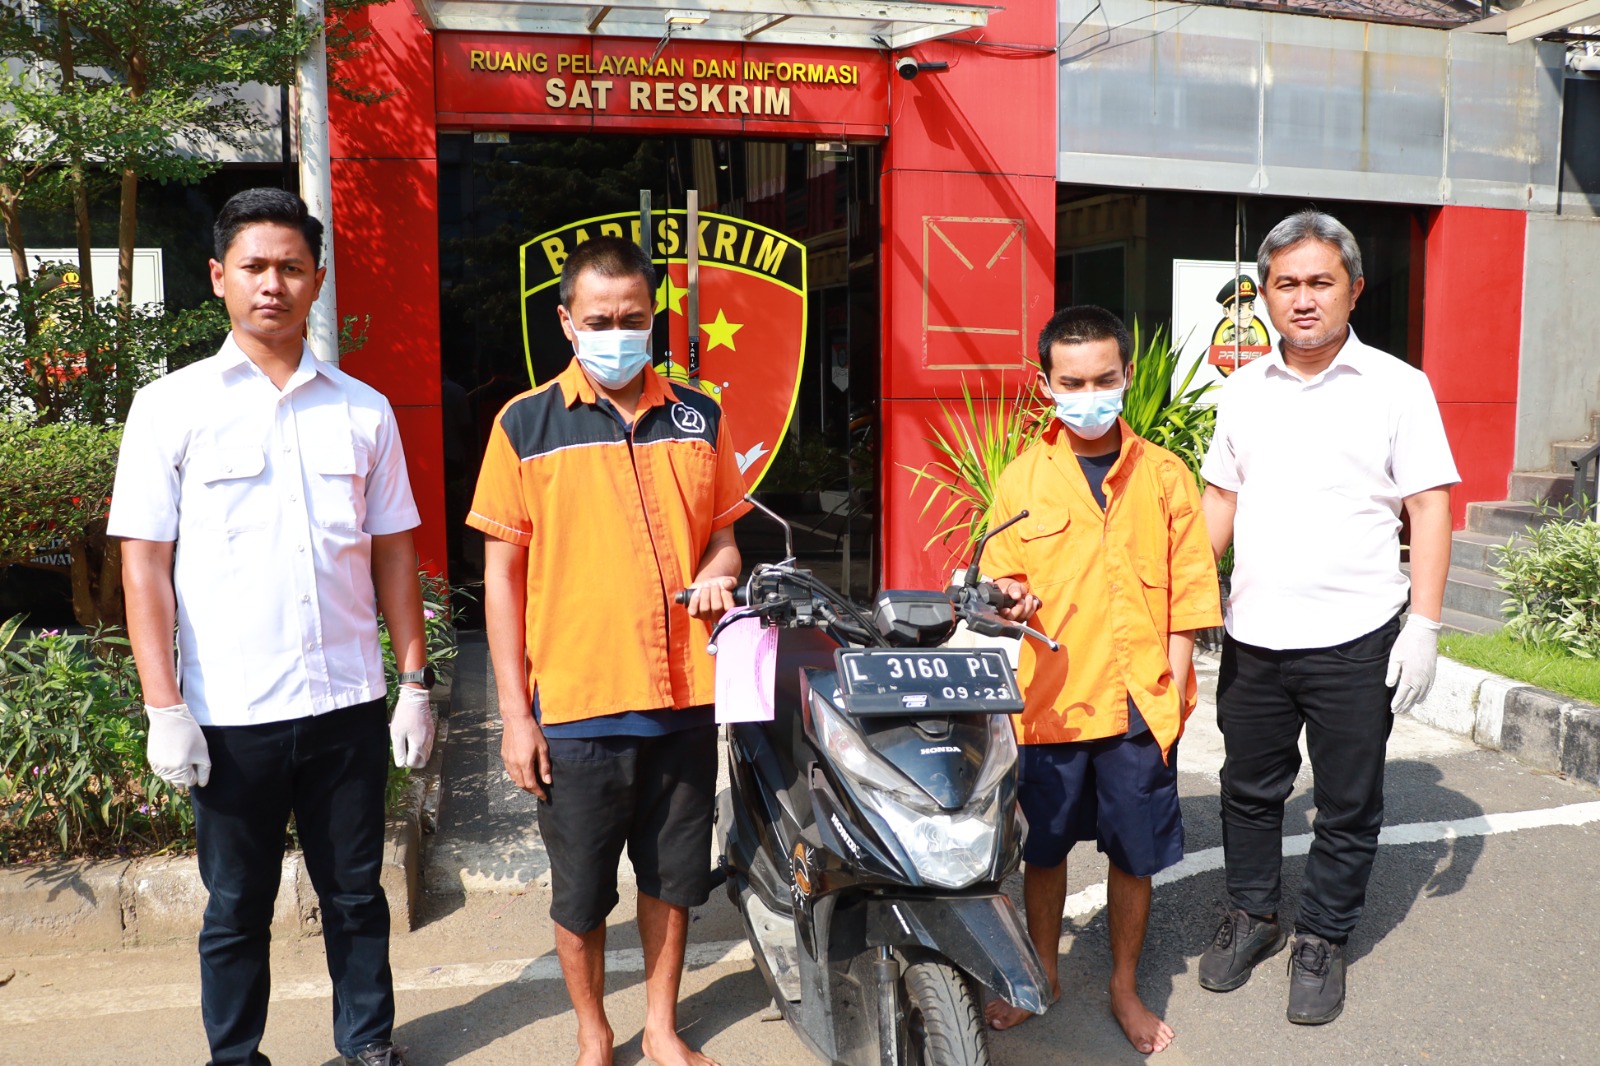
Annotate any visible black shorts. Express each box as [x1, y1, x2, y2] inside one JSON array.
[[536, 725, 718, 934], [1018, 731, 1183, 878]]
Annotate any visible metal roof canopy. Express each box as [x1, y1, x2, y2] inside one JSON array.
[[1455, 0, 1600, 40], [410, 0, 995, 50]]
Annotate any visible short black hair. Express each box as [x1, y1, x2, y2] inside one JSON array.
[[1036, 305, 1132, 375], [559, 236, 657, 308], [214, 188, 324, 266]]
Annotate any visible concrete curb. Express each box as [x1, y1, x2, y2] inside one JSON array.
[[0, 686, 452, 956], [1412, 656, 1600, 788]]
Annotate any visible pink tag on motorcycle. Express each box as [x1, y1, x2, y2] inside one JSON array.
[[714, 615, 777, 724]]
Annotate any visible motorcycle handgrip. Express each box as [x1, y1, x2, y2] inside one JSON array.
[[981, 582, 1017, 610], [673, 586, 749, 607]]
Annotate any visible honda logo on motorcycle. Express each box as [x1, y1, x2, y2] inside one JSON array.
[[521, 209, 807, 490]]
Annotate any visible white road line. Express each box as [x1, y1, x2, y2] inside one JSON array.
[[1060, 799, 1600, 920], [6, 801, 1600, 1026]]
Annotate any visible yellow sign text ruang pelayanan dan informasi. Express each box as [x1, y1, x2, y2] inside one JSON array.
[[466, 51, 863, 117]]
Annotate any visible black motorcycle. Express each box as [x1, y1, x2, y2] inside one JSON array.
[[687, 500, 1058, 1066]]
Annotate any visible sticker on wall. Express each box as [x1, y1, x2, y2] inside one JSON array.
[[1172, 259, 1280, 401], [520, 209, 806, 490]]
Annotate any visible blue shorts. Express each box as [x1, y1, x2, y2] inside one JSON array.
[[1018, 732, 1183, 878]]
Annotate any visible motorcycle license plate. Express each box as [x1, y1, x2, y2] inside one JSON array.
[[834, 649, 1023, 716]]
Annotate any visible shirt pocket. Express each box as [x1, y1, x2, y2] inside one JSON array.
[[192, 446, 271, 532], [1018, 513, 1071, 589], [305, 432, 364, 531]]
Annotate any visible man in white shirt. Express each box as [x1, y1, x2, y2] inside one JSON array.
[[1196, 210, 1458, 1026], [110, 188, 434, 1066]]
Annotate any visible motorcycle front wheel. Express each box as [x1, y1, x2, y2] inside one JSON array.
[[902, 958, 990, 1066]]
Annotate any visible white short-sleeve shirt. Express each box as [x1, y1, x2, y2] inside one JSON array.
[[108, 334, 421, 725], [1201, 330, 1459, 650]]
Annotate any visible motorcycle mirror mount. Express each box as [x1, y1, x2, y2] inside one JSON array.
[[744, 493, 796, 564], [961, 509, 1030, 589]]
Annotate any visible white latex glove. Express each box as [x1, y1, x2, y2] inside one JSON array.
[[145, 703, 211, 789], [1386, 614, 1442, 715], [390, 686, 435, 770]]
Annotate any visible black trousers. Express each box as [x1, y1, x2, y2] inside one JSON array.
[[190, 698, 394, 1066], [1217, 614, 1400, 944]]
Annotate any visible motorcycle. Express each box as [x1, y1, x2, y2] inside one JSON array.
[[680, 499, 1059, 1066]]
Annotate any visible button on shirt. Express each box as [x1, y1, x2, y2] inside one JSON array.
[[1200, 331, 1459, 650], [984, 421, 1222, 757], [107, 334, 421, 726]]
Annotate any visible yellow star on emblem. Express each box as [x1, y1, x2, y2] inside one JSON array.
[[700, 308, 744, 352], [655, 276, 688, 316]]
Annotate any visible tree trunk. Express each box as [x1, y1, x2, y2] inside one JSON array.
[[118, 56, 148, 317], [67, 537, 96, 629], [0, 190, 36, 340], [93, 534, 124, 630], [57, 3, 95, 317], [117, 168, 137, 313]]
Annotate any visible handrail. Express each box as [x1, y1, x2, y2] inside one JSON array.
[[1573, 440, 1600, 520]]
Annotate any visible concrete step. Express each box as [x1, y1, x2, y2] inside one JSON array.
[[1464, 500, 1565, 539], [1508, 470, 1577, 507], [1402, 561, 1508, 624], [1449, 530, 1522, 574], [1442, 565, 1508, 620], [1439, 606, 1503, 636], [1553, 439, 1599, 469]]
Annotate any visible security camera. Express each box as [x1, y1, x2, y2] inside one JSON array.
[[895, 56, 949, 80]]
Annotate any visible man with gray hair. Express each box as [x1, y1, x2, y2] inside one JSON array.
[[1195, 209, 1458, 1024]]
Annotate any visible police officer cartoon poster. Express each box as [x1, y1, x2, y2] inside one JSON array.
[[1171, 259, 1280, 401]]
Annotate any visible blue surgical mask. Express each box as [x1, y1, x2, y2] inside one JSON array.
[[572, 328, 652, 389], [1052, 387, 1124, 440]]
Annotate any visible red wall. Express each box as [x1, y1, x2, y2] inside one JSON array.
[[328, 1, 447, 573], [1419, 206, 1525, 528], [330, 3, 1056, 589], [878, 12, 1059, 590]]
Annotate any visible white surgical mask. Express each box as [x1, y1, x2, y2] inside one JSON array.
[[1052, 387, 1124, 440], [572, 328, 652, 389]]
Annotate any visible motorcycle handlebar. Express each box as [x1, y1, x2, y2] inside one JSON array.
[[674, 586, 750, 607]]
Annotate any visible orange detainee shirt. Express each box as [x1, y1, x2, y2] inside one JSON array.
[[983, 419, 1221, 757], [466, 359, 752, 726]]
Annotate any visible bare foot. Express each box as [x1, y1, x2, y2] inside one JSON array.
[[1110, 984, 1173, 1054], [984, 983, 1061, 1031], [575, 1021, 615, 1066], [641, 1026, 720, 1066]]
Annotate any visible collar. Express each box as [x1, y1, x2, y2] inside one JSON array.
[[556, 357, 677, 411], [1265, 327, 1368, 383], [1044, 415, 1143, 477], [217, 332, 323, 386]]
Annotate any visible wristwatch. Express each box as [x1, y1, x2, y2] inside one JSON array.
[[398, 665, 436, 688]]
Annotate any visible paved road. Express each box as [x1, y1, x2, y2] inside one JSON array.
[[5, 646, 1600, 1065]]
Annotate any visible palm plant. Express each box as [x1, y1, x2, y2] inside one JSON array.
[[904, 376, 1049, 554], [1120, 321, 1217, 487]]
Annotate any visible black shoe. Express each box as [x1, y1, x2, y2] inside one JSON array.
[[344, 1043, 408, 1066], [1198, 907, 1287, 992], [1287, 933, 1346, 1025]]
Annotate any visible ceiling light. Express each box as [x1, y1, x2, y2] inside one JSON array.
[[665, 10, 709, 24]]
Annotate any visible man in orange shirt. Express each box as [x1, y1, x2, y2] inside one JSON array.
[[468, 237, 750, 1066], [981, 306, 1221, 1054]]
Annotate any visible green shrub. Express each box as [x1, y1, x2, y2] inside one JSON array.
[[1494, 517, 1600, 657], [0, 619, 192, 860]]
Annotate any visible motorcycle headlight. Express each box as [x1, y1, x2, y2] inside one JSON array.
[[867, 786, 1002, 889], [811, 688, 1014, 890]]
